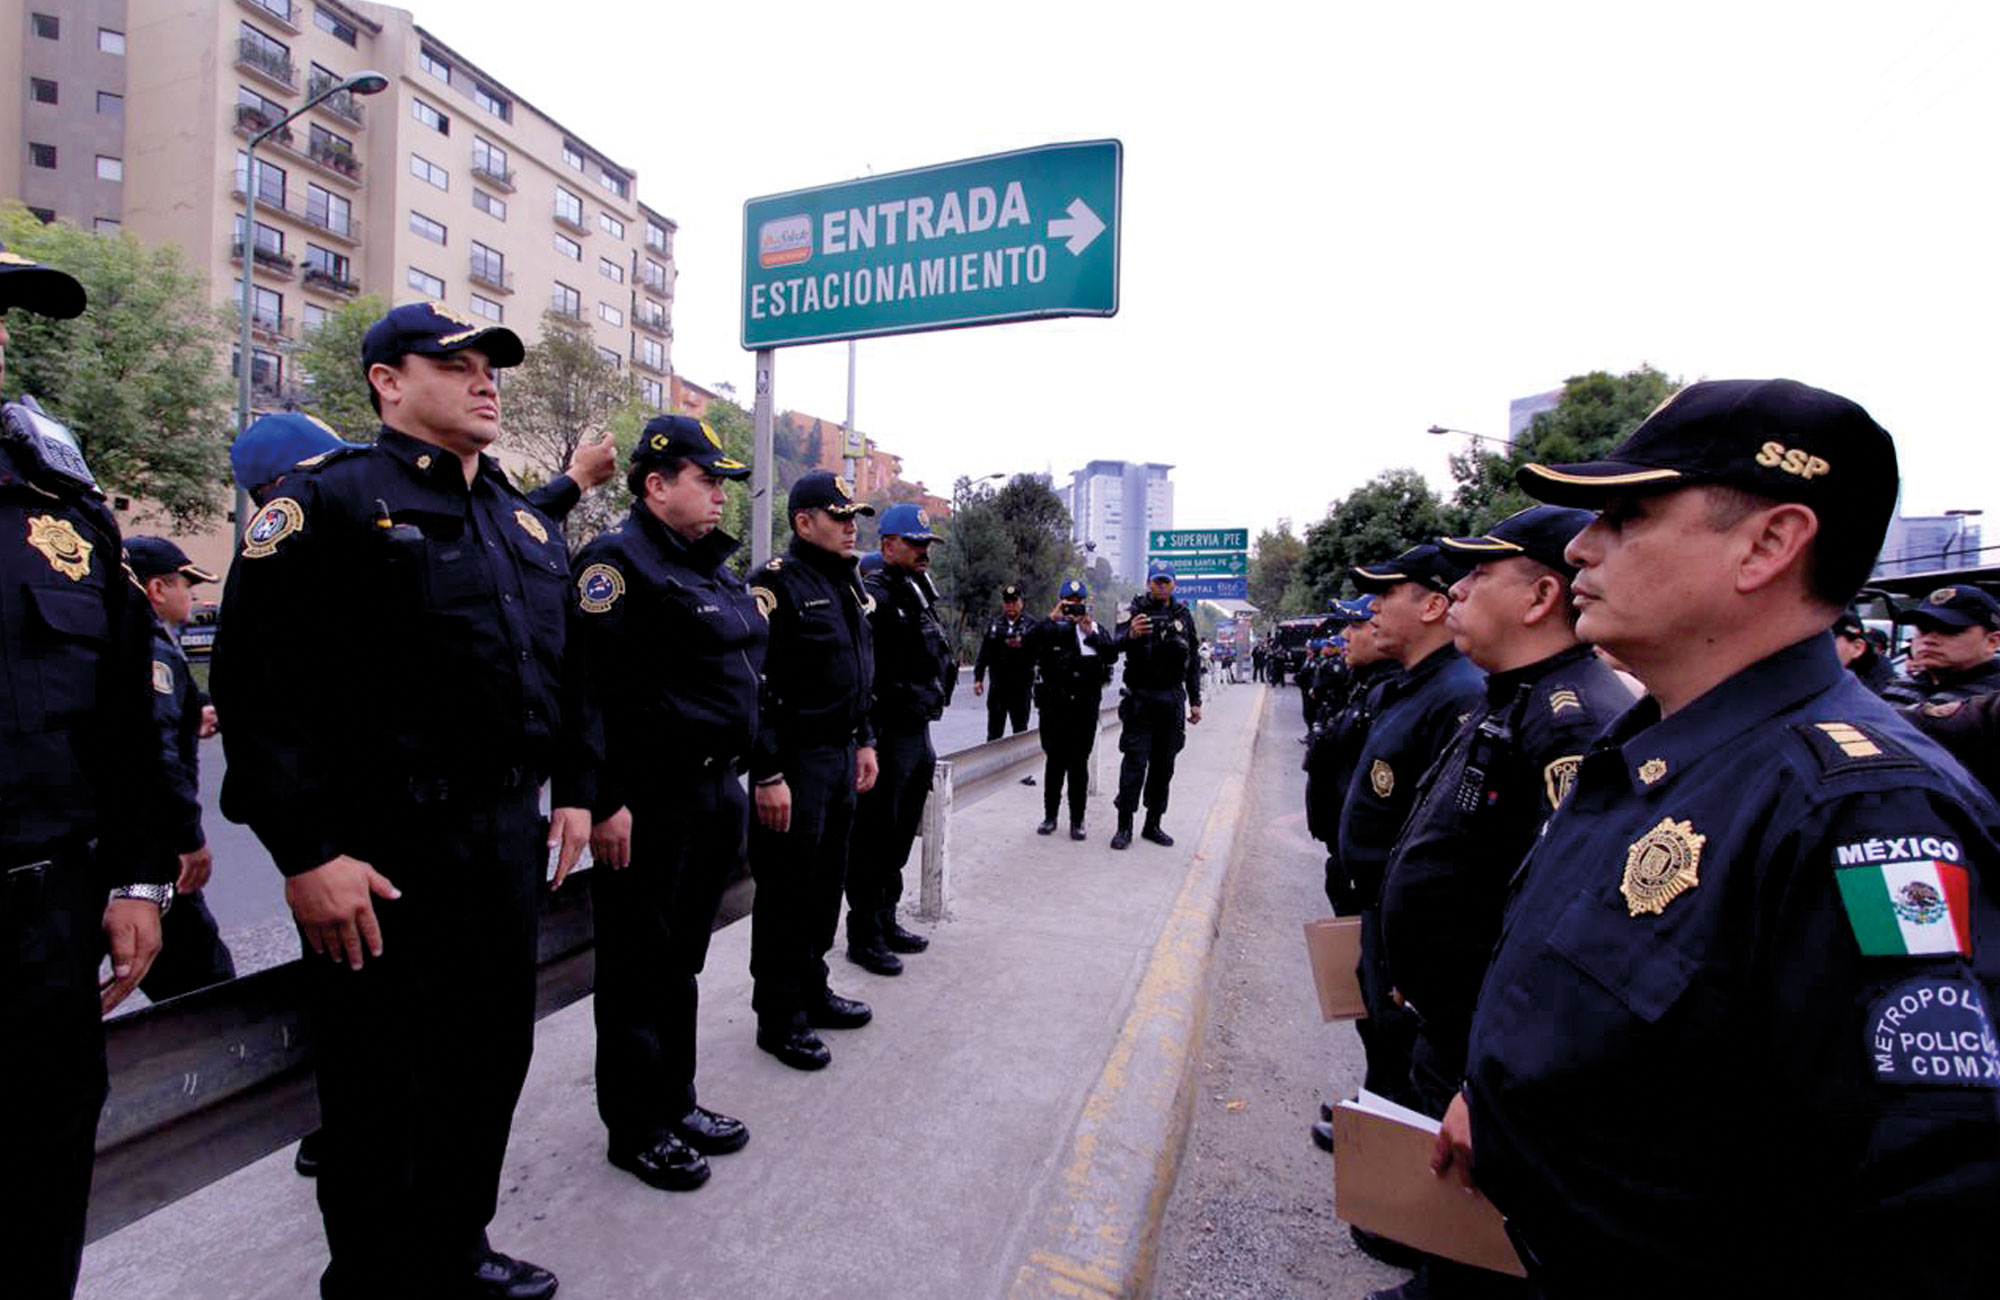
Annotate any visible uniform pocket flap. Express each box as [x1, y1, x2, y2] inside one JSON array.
[[1546, 887, 1700, 1024], [26, 581, 110, 644]]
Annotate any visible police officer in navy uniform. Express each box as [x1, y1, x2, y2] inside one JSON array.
[[213, 302, 596, 1300], [1305, 600, 1390, 913], [569, 415, 765, 1191], [1341, 545, 1485, 1109], [1832, 608, 1898, 697], [1884, 585, 2000, 707], [847, 502, 953, 974], [0, 242, 172, 1300], [748, 472, 879, 1069], [1027, 578, 1119, 838], [1110, 559, 1203, 850], [974, 583, 1038, 740], [126, 536, 239, 1001], [1433, 380, 2000, 1298]]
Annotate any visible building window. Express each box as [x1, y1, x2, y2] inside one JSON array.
[[96, 155, 123, 182], [645, 221, 669, 253], [407, 267, 444, 298], [236, 151, 287, 204], [235, 348, 283, 392], [553, 233, 580, 261], [599, 170, 628, 199], [637, 337, 666, 371], [30, 78, 57, 105], [26, 207, 55, 224], [314, 6, 357, 45], [412, 98, 449, 134], [304, 244, 350, 281], [641, 377, 664, 410], [97, 90, 123, 116], [252, 286, 284, 331], [234, 216, 285, 258], [237, 23, 287, 76], [303, 303, 329, 331], [470, 293, 503, 323], [95, 217, 121, 235], [471, 83, 510, 120], [31, 13, 58, 39], [562, 143, 584, 171], [596, 346, 620, 370], [554, 187, 583, 225], [600, 212, 625, 239], [473, 189, 506, 221], [598, 302, 623, 327], [29, 143, 57, 170], [409, 153, 449, 190], [306, 183, 351, 236], [469, 241, 505, 289], [642, 259, 668, 293], [409, 211, 447, 245], [598, 256, 624, 284], [551, 281, 580, 319], [420, 46, 450, 82], [239, 85, 286, 123], [471, 137, 510, 186]]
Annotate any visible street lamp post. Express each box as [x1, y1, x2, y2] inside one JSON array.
[[234, 69, 389, 543], [1425, 424, 1520, 452]]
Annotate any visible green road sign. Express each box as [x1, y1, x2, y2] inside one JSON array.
[[1149, 528, 1248, 552], [742, 140, 1121, 349], [1147, 550, 1247, 575]]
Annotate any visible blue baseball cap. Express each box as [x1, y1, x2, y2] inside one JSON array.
[[879, 502, 941, 541], [230, 411, 356, 491], [857, 550, 885, 575], [361, 300, 525, 370], [1327, 595, 1376, 625], [1147, 559, 1176, 581], [1439, 504, 1597, 580], [1059, 578, 1089, 600]]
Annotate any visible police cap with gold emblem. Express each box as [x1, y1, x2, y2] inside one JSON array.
[[1439, 504, 1596, 579], [360, 300, 525, 370], [1516, 379, 1898, 531], [125, 535, 218, 584], [879, 501, 940, 542], [1900, 584, 2000, 633], [788, 470, 874, 520], [0, 238, 86, 319], [631, 413, 750, 482]]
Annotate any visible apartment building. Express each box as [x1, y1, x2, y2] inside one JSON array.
[[1067, 459, 1173, 583], [5, 2, 129, 231]]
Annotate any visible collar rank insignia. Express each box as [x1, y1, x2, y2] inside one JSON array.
[[1638, 758, 1668, 785], [1370, 759, 1395, 799], [26, 515, 93, 580], [514, 509, 548, 545], [577, 563, 624, 614], [416, 453, 433, 471], [242, 497, 304, 559], [1622, 817, 1706, 916]]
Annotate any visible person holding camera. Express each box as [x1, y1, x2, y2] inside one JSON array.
[[1028, 579, 1120, 839], [1110, 560, 1203, 850]]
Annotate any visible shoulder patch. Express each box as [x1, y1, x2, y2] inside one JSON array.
[[1835, 855, 1972, 957], [577, 562, 625, 614], [1543, 755, 1582, 810], [1863, 977, 1998, 1088], [1792, 719, 1922, 778], [152, 660, 173, 695], [752, 586, 776, 620], [242, 497, 304, 558]]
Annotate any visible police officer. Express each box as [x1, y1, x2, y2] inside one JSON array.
[[1110, 559, 1203, 850], [569, 415, 764, 1191], [974, 583, 1038, 740], [1311, 635, 1351, 731], [1028, 578, 1119, 839], [847, 502, 954, 974], [213, 302, 595, 1300], [1294, 636, 1322, 736], [1433, 379, 2000, 1298], [1833, 608, 1898, 696], [1884, 585, 2000, 706], [1, 242, 172, 1300], [127, 536, 238, 1001], [748, 472, 879, 1069], [1341, 545, 1485, 1109]]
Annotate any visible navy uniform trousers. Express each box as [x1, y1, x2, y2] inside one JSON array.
[[847, 724, 934, 944], [1039, 699, 1101, 825], [1115, 688, 1187, 820], [749, 742, 858, 1028]]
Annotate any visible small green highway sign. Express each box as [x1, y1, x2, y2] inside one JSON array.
[[1149, 528, 1248, 552], [742, 140, 1121, 349]]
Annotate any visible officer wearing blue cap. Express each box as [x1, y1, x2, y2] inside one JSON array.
[[1434, 380, 2000, 1298], [747, 471, 879, 1070], [569, 415, 765, 1192], [848, 501, 954, 972], [1885, 585, 2000, 708], [1109, 558, 1204, 849], [213, 300, 597, 1300], [1, 240, 175, 1300], [1027, 578, 1119, 838]]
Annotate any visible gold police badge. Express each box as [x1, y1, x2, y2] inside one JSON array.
[[1370, 759, 1395, 799], [1621, 817, 1705, 917], [27, 515, 93, 580], [514, 509, 549, 545], [1543, 755, 1582, 810], [1928, 587, 1958, 606]]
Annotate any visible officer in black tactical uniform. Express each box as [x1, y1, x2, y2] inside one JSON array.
[[1884, 585, 2000, 707], [1294, 636, 1322, 736], [974, 583, 1038, 740], [570, 415, 765, 1192], [1, 242, 172, 1300], [748, 472, 879, 1069], [127, 536, 238, 1001], [1436, 379, 2000, 1299], [214, 302, 597, 1300], [848, 502, 954, 974], [1110, 559, 1203, 850], [1028, 578, 1119, 838], [1832, 608, 1898, 697]]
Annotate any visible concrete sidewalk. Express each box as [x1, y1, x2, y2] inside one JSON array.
[[78, 683, 1267, 1300]]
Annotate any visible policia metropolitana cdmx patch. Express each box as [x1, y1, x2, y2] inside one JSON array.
[[577, 562, 624, 614]]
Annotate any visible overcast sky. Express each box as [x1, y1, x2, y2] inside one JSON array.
[[416, 0, 1997, 535]]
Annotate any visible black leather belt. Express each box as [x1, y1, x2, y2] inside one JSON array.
[[402, 765, 535, 805]]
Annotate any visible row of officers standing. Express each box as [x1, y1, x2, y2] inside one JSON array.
[[1293, 379, 2000, 1300]]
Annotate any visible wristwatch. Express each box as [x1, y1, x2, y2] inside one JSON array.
[[108, 882, 174, 916]]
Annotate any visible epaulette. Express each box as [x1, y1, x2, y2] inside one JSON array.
[[1790, 719, 1923, 779], [288, 444, 368, 475]]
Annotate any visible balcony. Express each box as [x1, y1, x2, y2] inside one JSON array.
[[300, 202, 361, 245], [633, 311, 670, 337], [305, 137, 362, 186], [553, 208, 590, 236], [233, 103, 295, 147], [307, 73, 366, 127], [237, 0, 300, 33], [302, 265, 360, 297], [630, 350, 668, 376], [239, 307, 293, 339], [550, 302, 584, 323], [229, 240, 298, 276], [236, 38, 296, 91], [468, 261, 515, 295], [230, 174, 289, 209], [470, 155, 516, 192]]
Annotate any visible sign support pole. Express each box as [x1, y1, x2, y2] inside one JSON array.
[[752, 348, 776, 569]]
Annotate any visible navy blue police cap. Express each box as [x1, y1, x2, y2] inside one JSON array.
[[1831, 610, 1868, 640], [631, 414, 749, 481], [1147, 558, 1176, 581], [1326, 595, 1376, 625], [1001, 583, 1023, 601], [879, 501, 941, 541], [787, 470, 874, 519], [1900, 585, 2000, 633], [1439, 504, 1597, 580], [361, 300, 525, 371], [0, 239, 85, 319], [125, 535, 217, 583], [858, 550, 885, 575], [1352, 543, 1468, 595], [1059, 578, 1089, 600]]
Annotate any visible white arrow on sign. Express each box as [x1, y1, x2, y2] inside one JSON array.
[[1046, 198, 1105, 256]]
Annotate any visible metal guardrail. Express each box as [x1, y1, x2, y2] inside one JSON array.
[[86, 708, 1117, 1241]]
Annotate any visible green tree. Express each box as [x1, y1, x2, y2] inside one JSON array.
[[1449, 365, 1681, 528], [1294, 469, 1464, 609], [500, 309, 640, 546], [291, 292, 389, 442], [0, 203, 234, 524], [1249, 520, 1304, 621]]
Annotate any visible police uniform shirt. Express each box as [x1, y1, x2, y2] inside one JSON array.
[[1336, 643, 1485, 899], [1465, 635, 2000, 1297], [975, 611, 1039, 686], [1884, 655, 2000, 708], [1379, 643, 1634, 1033], [865, 565, 954, 729], [749, 538, 876, 778], [149, 618, 208, 857], [1028, 617, 1117, 705], [1116, 596, 1202, 705], [570, 505, 767, 815], [1305, 659, 1399, 846], [213, 429, 597, 872]]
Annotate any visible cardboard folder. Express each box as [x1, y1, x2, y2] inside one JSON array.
[[1302, 917, 1365, 1021], [1331, 1091, 1527, 1278]]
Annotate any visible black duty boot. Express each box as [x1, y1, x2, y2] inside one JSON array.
[[1070, 822, 1087, 841], [1036, 816, 1058, 835], [846, 940, 903, 976], [1110, 816, 1134, 850], [1141, 819, 1174, 847], [884, 918, 929, 953]]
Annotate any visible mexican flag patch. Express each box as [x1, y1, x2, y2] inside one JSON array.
[[1836, 861, 1972, 957]]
